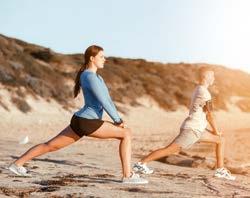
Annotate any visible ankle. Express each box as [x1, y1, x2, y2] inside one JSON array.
[[14, 162, 23, 167], [124, 172, 131, 178], [124, 172, 134, 178], [139, 161, 146, 165]]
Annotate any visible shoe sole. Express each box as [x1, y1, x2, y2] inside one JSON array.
[[214, 174, 235, 180], [8, 166, 22, 176], [122, 181, 149, 184]]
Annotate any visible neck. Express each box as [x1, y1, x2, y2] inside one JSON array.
[[86, 64, 97, 73], [200, 80, 209, 88]]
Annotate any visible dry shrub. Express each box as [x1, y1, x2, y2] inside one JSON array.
[[236, 98, 250, 112], [0, 66, 14, 83], [2, 34, 250, 112], [11, 96, 31, 113]]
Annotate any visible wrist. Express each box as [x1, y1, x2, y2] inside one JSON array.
[[114, 118, 123, 125], [214, 130, 220, 135]]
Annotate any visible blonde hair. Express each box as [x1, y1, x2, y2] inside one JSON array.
[[198, 66, 214, 82]]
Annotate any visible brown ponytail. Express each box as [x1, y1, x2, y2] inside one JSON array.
[[74, 45, 103, 98]]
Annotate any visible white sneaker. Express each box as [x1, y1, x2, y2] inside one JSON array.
[[122, 173, 148, 184], [214, 167, 236, 180], [133, 162, 154, 174], [8, 163, 31, 177]]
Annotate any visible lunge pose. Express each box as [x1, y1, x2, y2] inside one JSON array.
[[9, 45, 148, 184], [133, 67, 235, 180]]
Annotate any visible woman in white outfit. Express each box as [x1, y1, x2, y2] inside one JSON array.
[[133, 66, 235, 180]]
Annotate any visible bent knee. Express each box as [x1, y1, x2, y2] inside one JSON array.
[[218, 136, 225, 144], [122, 128, 132, 138]]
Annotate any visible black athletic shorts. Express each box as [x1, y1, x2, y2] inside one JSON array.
[[70, 115, 104, 138]]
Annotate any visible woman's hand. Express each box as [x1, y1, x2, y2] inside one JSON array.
[[117, 122, 125, 128], [216, 131, 222, 136], [114, 119, 125, 128]]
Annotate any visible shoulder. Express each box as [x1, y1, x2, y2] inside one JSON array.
[[195, 85, 206, 93], [197, 86, 211, 100], [81, 71, 97, 81]]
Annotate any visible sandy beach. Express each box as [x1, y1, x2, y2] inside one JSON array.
[[1, 2, 250, 197], [0, 95, 250, 197]]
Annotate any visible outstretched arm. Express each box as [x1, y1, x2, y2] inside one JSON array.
[[86, 74, 123, 124], [204, 100, 221, 136]]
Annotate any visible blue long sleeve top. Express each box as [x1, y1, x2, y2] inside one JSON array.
[[74, 70, 122, 123]]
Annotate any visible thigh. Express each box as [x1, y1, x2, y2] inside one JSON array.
[[199, 131, 220, 144], [46, 125, 80, 148], [88, 121, 129, 139], [172, 129, 200, 149]]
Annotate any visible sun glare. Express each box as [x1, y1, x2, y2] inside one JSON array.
[[222, 1, 250, 72]]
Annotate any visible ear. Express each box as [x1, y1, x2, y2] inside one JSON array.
[[90, 56, 94, 62]]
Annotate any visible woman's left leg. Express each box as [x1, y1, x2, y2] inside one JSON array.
[[88, 122, 132, 178], [199, 131, 225, 168]]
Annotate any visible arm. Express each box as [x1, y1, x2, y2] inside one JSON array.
[[107, 95, 125, 127], [86, 74, 123, 124], [204, 100, 221, 136]]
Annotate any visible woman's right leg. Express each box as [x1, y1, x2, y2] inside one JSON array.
[[88, 122, 131, 178], [14, 125, 80, 166]]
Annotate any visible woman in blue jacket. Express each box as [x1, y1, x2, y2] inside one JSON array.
[[8, 45, 147, 184]]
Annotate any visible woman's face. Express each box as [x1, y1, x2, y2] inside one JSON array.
[[206, 71, 215, 85], [91, 50, 106, 69]]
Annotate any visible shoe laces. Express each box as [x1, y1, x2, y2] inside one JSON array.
[[218, 167, 232, 176], [139, 163, 150, 170]]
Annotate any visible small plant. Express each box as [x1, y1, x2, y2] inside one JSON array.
[[11, 96, 31, 113]]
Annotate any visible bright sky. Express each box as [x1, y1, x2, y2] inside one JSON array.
[[1, 0, 250, 72]]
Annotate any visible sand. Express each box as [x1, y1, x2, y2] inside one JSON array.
[[0, 94, 250, 197]]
